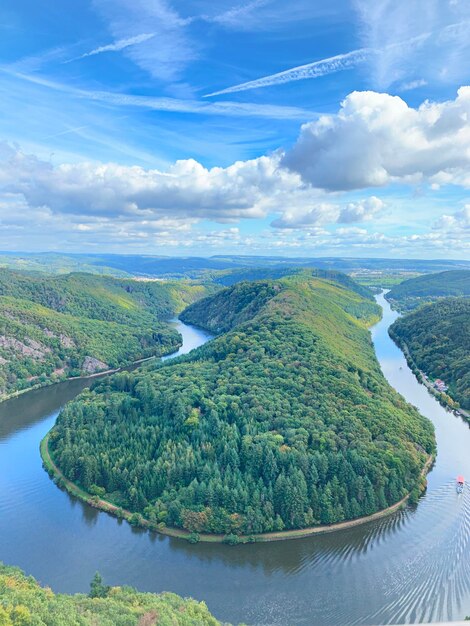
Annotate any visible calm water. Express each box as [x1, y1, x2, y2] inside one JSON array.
[[1, 299, 470, 625]]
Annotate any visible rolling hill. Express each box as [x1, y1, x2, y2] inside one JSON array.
[[386, 270, 470, 310]]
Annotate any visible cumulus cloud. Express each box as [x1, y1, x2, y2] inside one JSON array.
[[271, 196, 384, 229], [1, 87, 470, 255], [0, 142, 306, 223], [434, 205, 470, 231], [339, 196, 385, 223], [282, 88, 470, 191]]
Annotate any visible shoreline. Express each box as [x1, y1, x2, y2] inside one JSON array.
[[41, 432, 434, 544], [390, 335, 469, 422], [0, 342, 182, 406]]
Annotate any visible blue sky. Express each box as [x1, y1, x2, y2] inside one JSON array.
[[0, 0, 469, 257]]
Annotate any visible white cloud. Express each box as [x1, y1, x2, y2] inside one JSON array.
[[65, 33, 156, 64], [0, 142, 307, 223], [282, 88, 470, 191], [271, 197, 384, 229], [399, 79, 428, 92], [434, 205, 470, 231], [339, 196, 385, 223]]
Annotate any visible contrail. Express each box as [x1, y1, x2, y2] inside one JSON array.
[[205, 20, 470, 97], [205, 48, 374, 97], [64, 33, 155, 64]]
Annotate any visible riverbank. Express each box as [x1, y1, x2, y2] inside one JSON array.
[[0, 342, 181, 406], [390, 335, 469, 422], [41, 431, 434, 544]]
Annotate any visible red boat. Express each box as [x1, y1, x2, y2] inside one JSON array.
[[457, 475, 465, 493]]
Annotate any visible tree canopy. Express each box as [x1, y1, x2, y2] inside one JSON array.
[[0, 563, 221, 626], [0, 269, 213, 398], [50, 275, 435, 536], [387, 270, 470, 311], [390, 297, 470, 410]]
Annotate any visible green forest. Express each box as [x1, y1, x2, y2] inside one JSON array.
[[387, 270, 470, 310], [390, 298, 470, 410], [49, 274, 435, 538], [0, 563, 222, 626], [0, 270, 212, 398]]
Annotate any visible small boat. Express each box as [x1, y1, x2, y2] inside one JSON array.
[[457, 475, 465, 493]]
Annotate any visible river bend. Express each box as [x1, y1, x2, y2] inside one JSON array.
[[1, 297, 470, 625]]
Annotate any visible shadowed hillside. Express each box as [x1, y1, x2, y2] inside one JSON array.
[[0, 270, 212, 398]]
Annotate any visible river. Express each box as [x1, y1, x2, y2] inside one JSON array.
[[1, 296, 470, 625]]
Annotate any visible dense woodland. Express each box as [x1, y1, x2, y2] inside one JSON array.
[[0, 270, 212, 398], [390, 298, 470, 410], [387, 270, 470, 310], [0, 563, 221, 626], [50, 275, 435, 537], [211, 267, 375, 299]]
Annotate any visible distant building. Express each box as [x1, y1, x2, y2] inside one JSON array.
[[433, 379, 448, 392]]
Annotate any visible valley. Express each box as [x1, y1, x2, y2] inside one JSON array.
[[0, 270, 212, 399]]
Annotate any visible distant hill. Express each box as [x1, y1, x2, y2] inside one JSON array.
[[387, 270, 470, 310], [0, 270, 211, 399], [390, 298, 470, 410], [49, 275, 434, 538], [0, 563, 221, 626], [1, 251, 469, 279], [212, 267, 375, 300], [181, 270, 374, 334]]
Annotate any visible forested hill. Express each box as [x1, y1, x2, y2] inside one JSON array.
[[390, 298, 470, 410], [0, 270, 211, 399], [211, 267, 375, 300], [50, 276, 435, 537], [180, 280, 283, 334], [180, 272, 375, 335], [0, 563, 221, 626], [387, 270, 470, 310]]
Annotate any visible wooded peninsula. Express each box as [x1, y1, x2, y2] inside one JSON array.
[[47, 273, 435, 540]]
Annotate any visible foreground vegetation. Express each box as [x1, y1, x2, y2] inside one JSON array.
[[0, 270, 211, 398], [0, 563, 222, 625], [390, 298, 470, 411], [386, 270, 470, 310], [49, 274, 435, 538]]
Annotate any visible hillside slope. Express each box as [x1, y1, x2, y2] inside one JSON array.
[[211, 267, 375, 300], [0, 563, 221, 626], [390, 298, 470, 410], [49, 276, 435, 537], [0, 270, 211, 398], [387, 270, 470, 310]]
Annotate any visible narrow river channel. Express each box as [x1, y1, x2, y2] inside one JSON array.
[[1, 297, 470, 625]]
